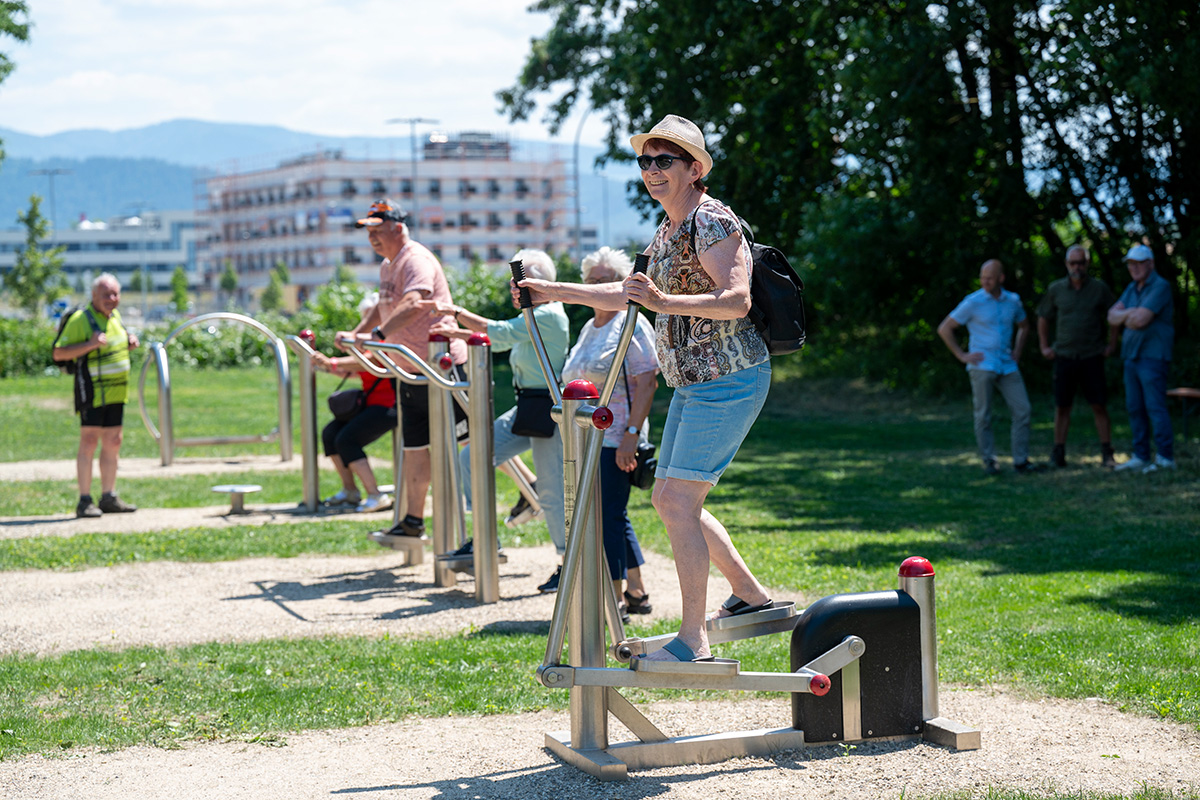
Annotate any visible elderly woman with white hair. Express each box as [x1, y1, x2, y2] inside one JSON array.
[[561, 246, 657, 621], [517, 114, 774, 662], [423, 249, 570, 593]]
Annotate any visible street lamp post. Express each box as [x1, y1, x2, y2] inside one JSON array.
[[386, 117, 439, 233], [29, 168, 71, 244], [573, 107, 591, 265]]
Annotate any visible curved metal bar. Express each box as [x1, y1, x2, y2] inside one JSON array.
[[136, 344, 162, 443], [335, 336, 393, 379], [159, 311, 284, 347], [362, 341, 467, 390]]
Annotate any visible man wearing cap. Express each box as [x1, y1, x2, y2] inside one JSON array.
[[1036, 245, 1120, 468], [938, 259, 1040, 475], [1107, 244, 1175, 473], [339, 199, 468, 535]]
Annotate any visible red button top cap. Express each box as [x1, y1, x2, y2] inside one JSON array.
[[467, 332, 491, 347], [429, 332, 450, 343], [438, 354, 454, 370], [562, 379, 598, 399], [591, 406, 613, 430], [298, 329, 315, 345], [899, 556, 935, 577]]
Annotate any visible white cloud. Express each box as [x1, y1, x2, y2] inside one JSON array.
[[0, 0, 609, 144]]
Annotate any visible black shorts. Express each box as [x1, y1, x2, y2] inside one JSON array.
[[80, 403, 125, 428], [1053, 355, 1107, 408], [398, 365, 469, 448]]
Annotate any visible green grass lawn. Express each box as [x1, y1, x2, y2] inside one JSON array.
[[1, 366, 1197, 780]]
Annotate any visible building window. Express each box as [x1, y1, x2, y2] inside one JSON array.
[[428, 179, 441, 198], [429, 220, 443, 232], [400, 178, 413, 196], [487, 245, 504, 261], [341, 180, 358, 198], [487, 179, 500, 199], [432, 246, 443, 260], [487, 212, 502, 230], [543, 180, 553, 199], [458, 179, 477, 198], [515, 212, 533, 228], [460, 244, 474, 260], [515, 178, 530, 199], [371, 179, 387, 196]]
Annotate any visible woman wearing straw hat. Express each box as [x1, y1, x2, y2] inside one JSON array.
[[517, 114, 774, 662]]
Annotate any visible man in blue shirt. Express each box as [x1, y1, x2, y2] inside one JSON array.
[[938, 260, 1040, 475], [1107, 244, 1175, 473]]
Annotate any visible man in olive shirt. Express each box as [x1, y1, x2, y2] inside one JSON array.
[[1036, 245, 1119, 468]]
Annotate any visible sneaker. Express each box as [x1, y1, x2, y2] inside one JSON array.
[[1114, 455, 1149, 472], [1101, 445, 1117, 469], [1050, 444, 1067, 469], [381, 516, 425, 538], [356, 493, 393, 513], [76, 496, 102, 518], [506, 486, 540, 527], [98, 493, 137, 513], [1143, 455, 1176, 474], [1013, 461, 1046, 475], [323, 489, 361, 507], [983, 459, 1000, 476], [537, 565, 562, 594], [448, 539, 474, 557]]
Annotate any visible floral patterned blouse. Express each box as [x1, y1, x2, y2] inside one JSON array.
[[646, 198, 769, 387]]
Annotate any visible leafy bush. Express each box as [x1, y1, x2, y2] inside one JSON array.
[[0, 317, 58, 378]]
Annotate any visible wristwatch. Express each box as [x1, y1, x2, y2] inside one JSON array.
[[625, 425, 640, 436], [371, 326, 386, 341]]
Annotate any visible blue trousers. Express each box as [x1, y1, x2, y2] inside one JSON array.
[[1123, 357, 1173, 461], [599, 447, 645, 582]]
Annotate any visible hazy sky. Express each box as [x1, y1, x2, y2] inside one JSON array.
[[0, 0, 610, 146]]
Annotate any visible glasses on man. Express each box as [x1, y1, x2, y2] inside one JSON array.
[[1066, 259, 1087, 266], [637, 154, 690, 171]]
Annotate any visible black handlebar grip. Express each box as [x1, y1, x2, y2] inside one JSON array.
[[633, 253, 649, 275], [509, 259, 532, 309]]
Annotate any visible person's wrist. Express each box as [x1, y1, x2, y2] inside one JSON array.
[[371, 326, 385, 341], [624, 425, 640, 436]]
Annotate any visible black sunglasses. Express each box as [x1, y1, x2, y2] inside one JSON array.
[[637, 154, 690, 171]]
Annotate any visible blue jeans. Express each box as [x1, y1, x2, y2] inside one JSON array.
[[1123, 357, 1173, 461], [599, 447, 645, 581], [459, 404, 566, 555], [967, 368, 1031, 465]]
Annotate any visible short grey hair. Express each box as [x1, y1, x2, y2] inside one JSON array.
[[1066, 245, 1089, 261], [511, 249, 556, 282], [93, 273, 120, 291], [581, 246, 634, 282]]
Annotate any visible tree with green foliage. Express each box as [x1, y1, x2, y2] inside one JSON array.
[[218, 260, 238, 306], [332, 263, 356, 284], [128, 269, 143, 293], [272, 259, 290, 285], [3, 194, 68, 316], [260, 271, 283, 312], [0, 3, 30, 166], [500, 0, 1197, 388], [170, 265, 189, 313]]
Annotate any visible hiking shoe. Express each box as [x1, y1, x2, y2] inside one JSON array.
[[323, 489, 361, 507], [99, 493, 137, 513], [1101, 445, 1117, 469], [983, 459, 1000, 476], [1114, 455, 1149, 472], [76, 496, 102, 518], [1143, 455, 1176, 474], [537, 565, 562, 594], [1051, 444, 1067, 469], [356, 493, 393, 513], [448, 539, 474, 557], [1013, 461, 1046, 475]]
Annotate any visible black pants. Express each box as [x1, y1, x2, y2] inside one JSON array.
[[322, 406, 396, 464]]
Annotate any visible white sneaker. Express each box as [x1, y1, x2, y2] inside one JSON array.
[[356, 493, 393, 513], [1114, 456, 1149, 472], [323, 489, 361, 507], [1143, 455, 1176, 474]]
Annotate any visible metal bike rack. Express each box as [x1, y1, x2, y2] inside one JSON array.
[[137, 312, 292, 467], [512, 259, 977, 780]]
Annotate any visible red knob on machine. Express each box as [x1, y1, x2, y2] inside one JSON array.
[[439, 354, 454, 370], [809, 673, 831, 696], [591, 406, 613, 430], [298, 329, 315, 345]]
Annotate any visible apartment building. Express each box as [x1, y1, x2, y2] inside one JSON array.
[[198, 133, 573, 295]]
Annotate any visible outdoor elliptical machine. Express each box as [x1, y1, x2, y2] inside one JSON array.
[[511, 257, 979, 781]]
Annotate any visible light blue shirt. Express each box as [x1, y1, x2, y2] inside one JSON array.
[[486, 302, 570, 390], [949, 288, 1027, 375], [1117, 270, 1173, 361]]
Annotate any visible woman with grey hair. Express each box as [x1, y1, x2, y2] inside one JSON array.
[[561, 246, 657, 621], [422, 249, 570, 593], [518, 114, 774, 662]]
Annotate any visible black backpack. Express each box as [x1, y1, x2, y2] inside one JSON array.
[[51, 307, 102, 375], [690, 206, 807, 355]]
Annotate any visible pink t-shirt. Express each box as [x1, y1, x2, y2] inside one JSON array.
[[377, 239, 467, 370]]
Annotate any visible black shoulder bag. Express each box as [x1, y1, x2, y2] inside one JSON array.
[[622, 366, 657, 490], [328, 376, 383, 422]]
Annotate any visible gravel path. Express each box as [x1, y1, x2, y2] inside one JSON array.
[[2, 462, 1198, 797]]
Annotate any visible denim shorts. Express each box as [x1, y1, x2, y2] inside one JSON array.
[[655, 361, 771, 485]]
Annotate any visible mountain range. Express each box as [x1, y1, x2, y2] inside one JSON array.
[[0, 119, 654, 241]]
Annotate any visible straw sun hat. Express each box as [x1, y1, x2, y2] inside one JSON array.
[[629, 114, 713, 178]]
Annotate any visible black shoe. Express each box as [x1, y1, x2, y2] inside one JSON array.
[[76, 495, 102, 518], [450, 539, 473, 557], [1051, 444, 1067, 469], [381, 516, 425, 538], [99, 493, 137, 513], [1101, 444, 1116, 469], [623, 590, 652, 615], [1013, 460, 1046, 475], [619, 604, 631, 626], [505, 483, 539, 527], [537, 565, 562, 594], [984, 459, 1000, 476]]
